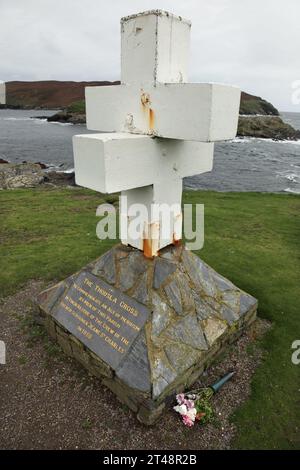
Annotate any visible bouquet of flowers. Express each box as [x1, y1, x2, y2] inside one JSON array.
[[173, 371, 235, 427]]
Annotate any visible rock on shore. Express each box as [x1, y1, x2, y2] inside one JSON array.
[[0, 163, 76, 190], [0, 163, 45, 189], [47, 112, 86, 125]]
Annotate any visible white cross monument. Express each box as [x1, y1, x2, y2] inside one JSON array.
[[73, 10, 240, 257]]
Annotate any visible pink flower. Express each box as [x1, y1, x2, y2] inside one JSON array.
[[174, 395, 198, 428], [182, 415, 194, 427], [185, 399, 195, 410], [176, 393, 185, 405]]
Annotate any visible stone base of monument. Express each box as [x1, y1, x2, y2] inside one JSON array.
[[37, 244, 257, 425]]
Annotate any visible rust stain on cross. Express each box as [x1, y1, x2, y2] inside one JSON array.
[[141, 90, 155, 131]]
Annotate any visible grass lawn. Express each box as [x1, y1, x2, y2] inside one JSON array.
[[0, 187, 299, 449]]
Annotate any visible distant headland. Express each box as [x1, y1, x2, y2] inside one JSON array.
[[1, 80, 299, 140]]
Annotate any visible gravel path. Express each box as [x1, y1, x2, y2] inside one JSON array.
[[0, 281, 270, 450]]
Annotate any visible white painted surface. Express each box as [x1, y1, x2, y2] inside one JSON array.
[[120, 180, 183, 252], [0, 82, 5, 105], [86, 83, 240, 141], [73, 9, 240, 254], [73, 133, 214, 193], [73, 132, 213, 253], [121, 10, 191, 86]]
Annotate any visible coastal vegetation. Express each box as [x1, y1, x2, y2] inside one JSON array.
[[67, 100, 86, 114], [239, 92, 279, 115]]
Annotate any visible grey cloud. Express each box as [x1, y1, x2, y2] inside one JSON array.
[[0, 0, 299, 110]]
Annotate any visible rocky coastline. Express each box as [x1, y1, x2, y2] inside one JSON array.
[[45, 111, 300, 141], [44, 91, 300, 140]]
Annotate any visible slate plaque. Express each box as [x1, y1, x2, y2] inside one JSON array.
[[52, 271, 150, 370]]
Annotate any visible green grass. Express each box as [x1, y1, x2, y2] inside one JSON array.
[[0, 188, 299, 449], [67, 100, 85, 114], [0, 187, 115, 293]]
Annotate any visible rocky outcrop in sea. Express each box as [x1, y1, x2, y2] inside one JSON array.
[[47, 112, 86, 125], [238, 116, 300, 140]]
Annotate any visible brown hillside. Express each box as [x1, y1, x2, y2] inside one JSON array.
[[6, 80, 120, 109]]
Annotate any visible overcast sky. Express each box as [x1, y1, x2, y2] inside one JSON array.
[[0, 0, 299, 111]]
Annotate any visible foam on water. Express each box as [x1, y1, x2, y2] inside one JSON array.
[[274, 139, 300, 146], [2, 117, 47, 123], [49, 121, 74, 127], [230, 137, 252, 143], [284, 187, 300, 194], [231, 136, 300, 146]]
